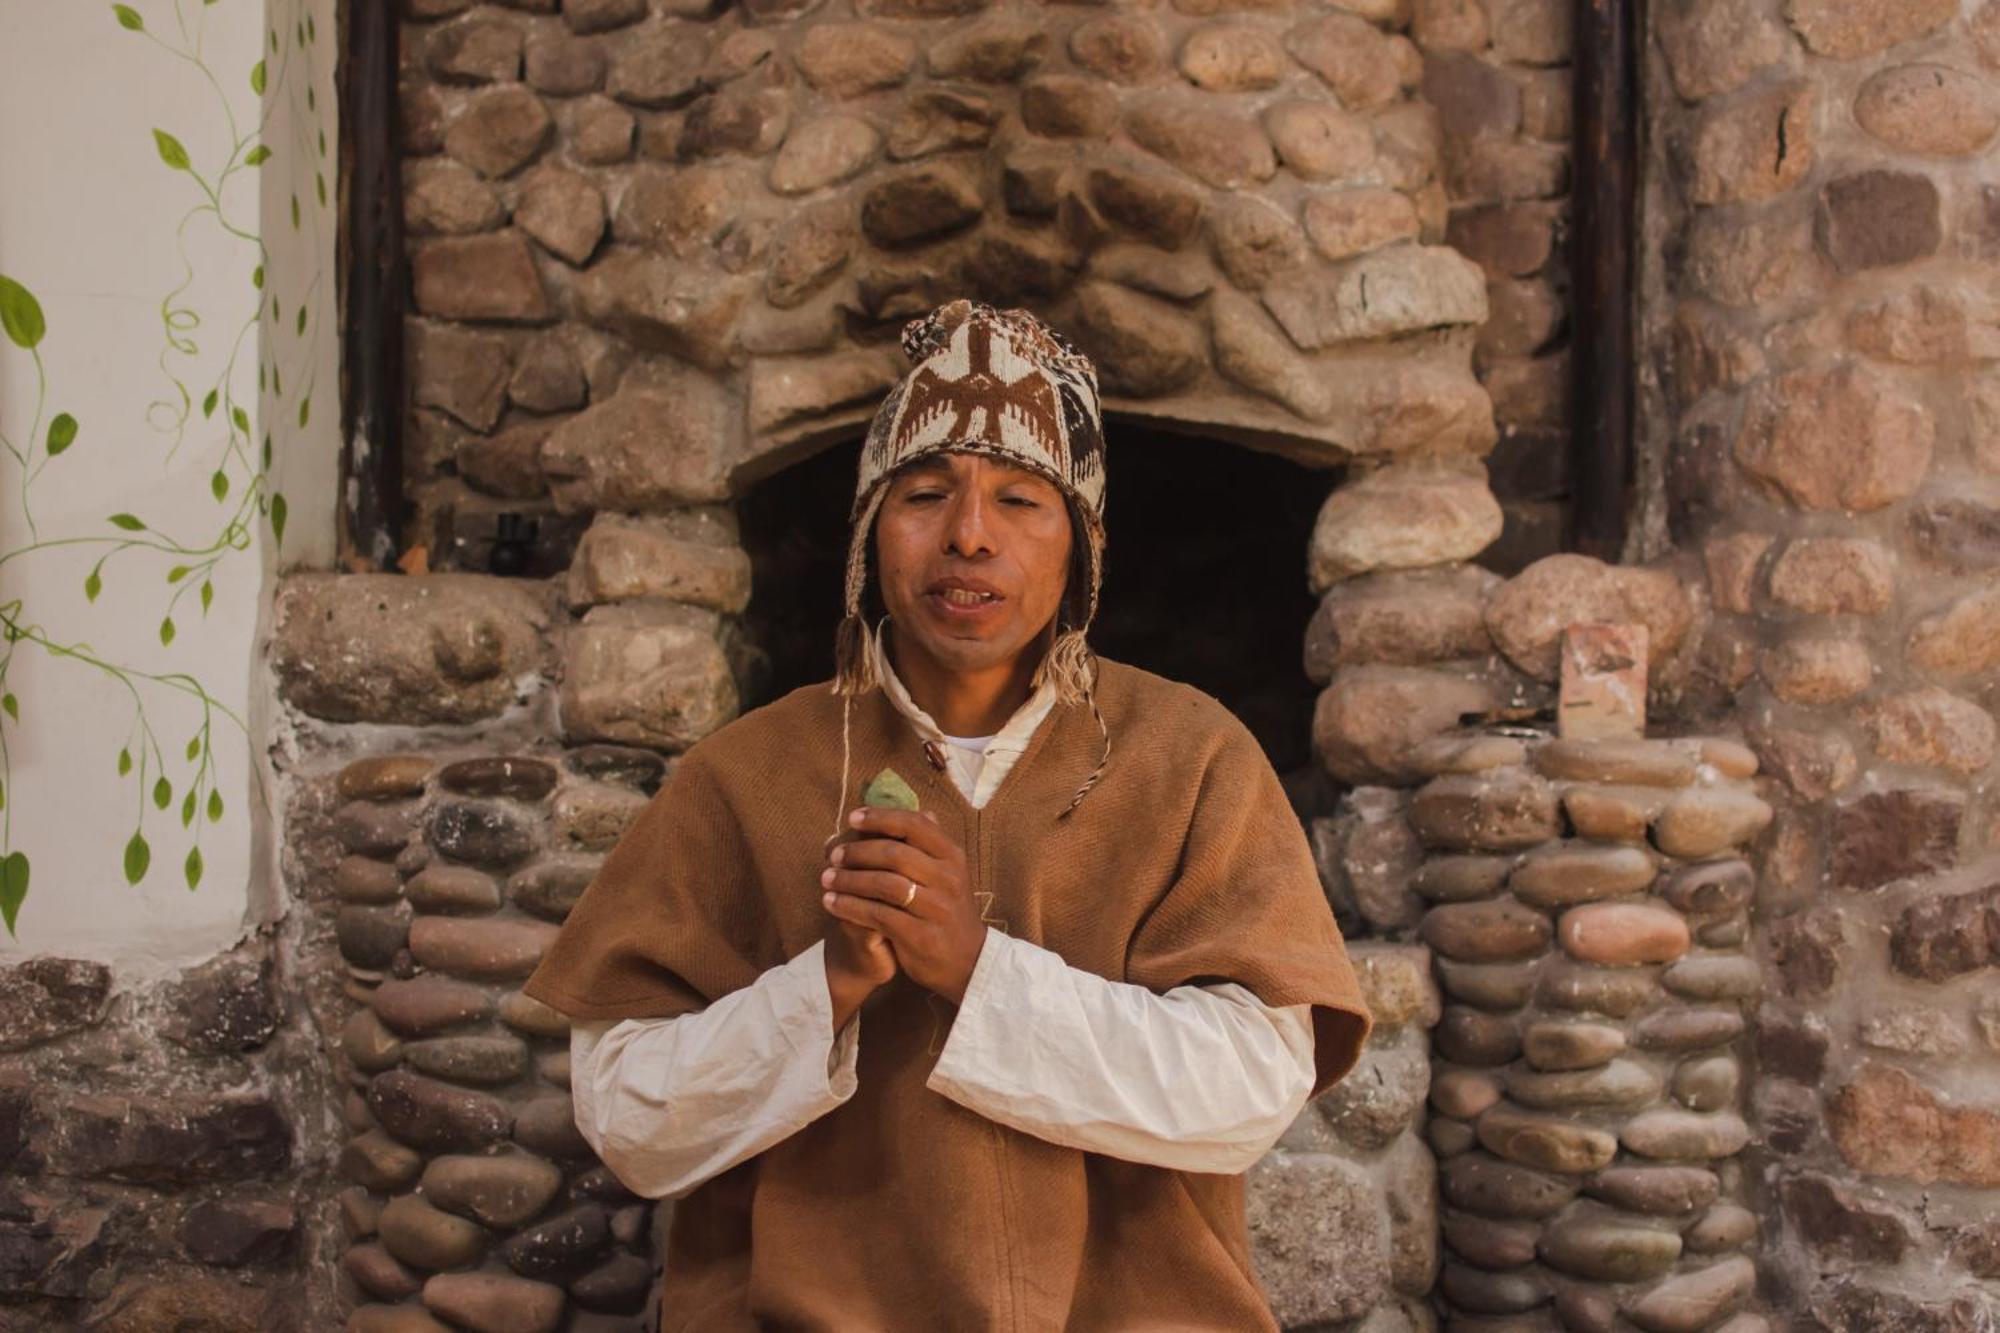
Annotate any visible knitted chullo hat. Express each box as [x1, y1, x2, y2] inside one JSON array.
[[830, 298, 1111, 827]]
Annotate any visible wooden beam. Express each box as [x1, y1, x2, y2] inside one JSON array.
[[1569, 0, 1638, 560], [337, 0, 406, 570]]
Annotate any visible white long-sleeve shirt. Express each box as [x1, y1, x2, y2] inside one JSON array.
[[570, 636, 1319, 1199]]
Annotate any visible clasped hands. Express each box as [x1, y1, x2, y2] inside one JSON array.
[[820, 806, 987, 1011]]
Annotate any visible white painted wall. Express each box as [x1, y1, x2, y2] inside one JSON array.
[[0, 0, 337, 974]]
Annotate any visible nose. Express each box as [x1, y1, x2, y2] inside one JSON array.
[[942, 487, 996, 558]]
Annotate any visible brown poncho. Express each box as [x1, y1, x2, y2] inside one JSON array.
[[524, 656, 1373, 1331]]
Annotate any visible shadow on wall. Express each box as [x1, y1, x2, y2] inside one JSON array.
[[734, 426, 1336, 776]]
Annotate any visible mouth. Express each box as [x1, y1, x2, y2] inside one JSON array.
[[925, 579, 1006, 619]]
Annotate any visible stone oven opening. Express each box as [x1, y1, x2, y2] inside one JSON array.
[[735, 426, 1331, 780]]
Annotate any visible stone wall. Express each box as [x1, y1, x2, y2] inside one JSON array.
[[393, 0, 1504, 583], [0, 935, 341, 1329], [1646, 0, 2000, 1324]]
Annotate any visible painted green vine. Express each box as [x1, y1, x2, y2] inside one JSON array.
[[0, 0, 327, 936]]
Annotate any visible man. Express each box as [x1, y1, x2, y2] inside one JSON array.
[[522, 300, 1373, 1331]]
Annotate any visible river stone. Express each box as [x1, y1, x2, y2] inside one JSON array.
[[1409, 770, 1562, 851], [499, 990, 570, 1039], [338, 903, 414, 970], [499, 1204, 612, 1283], [1533, 738, 1697, 787], [373, 976, 494, 1037], [1430, 1118, 1476, 1157], [405, 864, 502, 915], [1433, 1070, 1503, 1120], [1522, 1022, 1625, 1071], [1632, 1008, 1744, 1051], [1510, 846, 1657, 907], [1560, 903, 1690, 966], [1672, 1055, 1742, 1112], [337, 802, 419, 858], [344, 1242, 421, 1301], [341, 756, 437, 800], [571, 1252, 653, 1314], [1508, 1060, 1661, 1112], [515, 1096, 592, 1158], [409, 916, 558, 982], [1660, 956, 1761, 1002], [1540, 1212, 1683, 1281], [1442, 1154, 1580, 1219], [367, 1070, 512, 1152], [1564, 785, 1670, 842], [1442, 1212, 1540, 1270], [404, 1035, 531, 1085], [1622, 1109, 1751, 1162], [429, 800, 539, 867], [1413, 855, 1516, 902], [1438, 1008, 1523, 1066], [1622, 1255, 1755, 1333], [1422, 900, 1552, 963], [342, 1009, 405, 1073], [1536, 963, 1657, 1017], [379, 1194, 490, 1272], [340, 1130, 424, 1192], [1407, 733, 1526, 778], [1652, 789, 1774, 859], [439, 757, 560, 801], [423, 1151, 565, 1228], [1440, 1259, 1552, 1314], [1658, 860, 1753, 915], [1587, 1165, 1719, 1216], [422, 1271, 565, 1333], [1436, 960, 1535, 1011], [508, 856, 600, 923], [1685, 1203, 1757, 1254], [1478, 1103, 1618, 1174], [337, 856, 406, 904]]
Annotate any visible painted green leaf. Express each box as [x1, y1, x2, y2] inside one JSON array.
[[290, 194, 299, 229], [123, 831, 150, 885], [180, 788, 196, 827], [0, 275, 46, 350], [298, 395, 309, 427], [184, 845, 203, 890], [251, 264, 264, 290], [231, 405, 249, 434], [1, 694, 15, 722], [271, 364, 282, 395], [245, 145, 271, 166], [260, 433, 272, 467], [202, 387, 218, 418], [250, 59, 266, 94], [319, 128, 327, 157], [207, 789, 223, 823], [166, 565, 188, 583], [315, 173, 326, 207], [294, 304, 305, 336], [84, 566, 102, 601], [271, 492, 288, 543], [200, 580, 214, 613], [211, 469, 228, 501], [153, 129, 191, 172], [1, 852, 28, 937], [152, 774, 171, 809], [112, 4, 144, 30], [46, 413, 77, 456], [185, 734, 200, 761], [117, 747, 132, 776], [0, 781, 6, 813], [108, 513, 145, 531], [159, 615, 175, 646], [307, 13, 315, 40], [861, 766, 920, 811]]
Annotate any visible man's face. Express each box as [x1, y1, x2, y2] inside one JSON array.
[[873, 451, 1074, 676]]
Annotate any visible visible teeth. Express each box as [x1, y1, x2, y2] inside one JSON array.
[[940, 589, 996, 605]]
